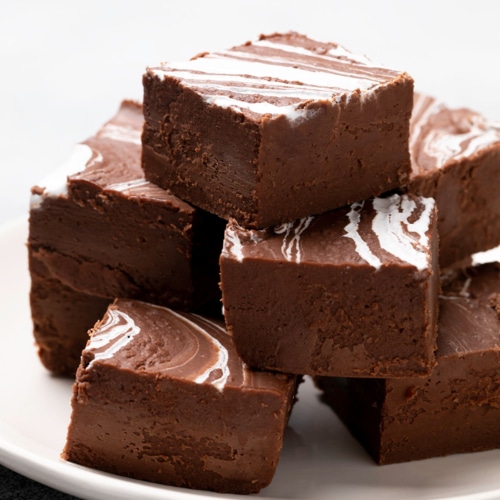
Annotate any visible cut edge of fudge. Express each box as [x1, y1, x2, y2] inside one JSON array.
[[28, 99, 226, 375], [409, 92, 500, 267], [29, 99, 225, 311], [315, 262, 500, 464], [62, 298, 300, 494], [29, 249, 111, 376], [142, 31, 414, 228]]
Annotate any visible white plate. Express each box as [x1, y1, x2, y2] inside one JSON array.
[[2, 218, 500, 500]]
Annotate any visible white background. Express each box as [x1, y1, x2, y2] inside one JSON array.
[[1, 0, 499, 226]]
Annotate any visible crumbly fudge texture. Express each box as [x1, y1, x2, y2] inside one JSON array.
[[315, 263, 500, 464], [62, 299, 298, 494], [28, 101, 226, 374], [409, 93, 500, 268], [142, 32, 414, 229], [220, 193, 439, 377]]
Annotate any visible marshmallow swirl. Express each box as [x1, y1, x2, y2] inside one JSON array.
[[149, 32, 405, 120]]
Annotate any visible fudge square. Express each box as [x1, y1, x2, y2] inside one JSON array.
[[220, 193, 439, 378], [315, 263, 500, 464], [62, 299, 299, 495], [409, 93, 500, 268], [28, 100, 226, 375], [142, 32, 414, 229]]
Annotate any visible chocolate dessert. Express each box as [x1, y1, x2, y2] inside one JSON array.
[[220, 193, 439, 377], [29, 101, 225, 375], [409, 93, 500, 268], [142, 32, 414, 228], [63, 299, 299, 494], [315, 263, 500, 464]]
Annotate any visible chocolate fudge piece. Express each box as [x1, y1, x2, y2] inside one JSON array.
[[220, 193, 439, 377], [28, 100, 226, 375], [142, 32, 414, 229], [409, 93, 500, 268], [62, 299, 298, 494], [29, 250, 110, 375], [315, 263, 500, 464]]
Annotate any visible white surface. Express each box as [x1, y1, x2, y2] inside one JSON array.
[[2, 218, 500, 499]]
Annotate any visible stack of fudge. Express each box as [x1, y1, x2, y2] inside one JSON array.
[[27, 32, 500, 494]]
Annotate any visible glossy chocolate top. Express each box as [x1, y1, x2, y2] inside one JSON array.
[[148, 32, 411, 121], [410, 93, 500, 176], [82, 299, 292, 393], [31, 101, 193, 212], [222, 194, 436, 271], [439, 263, 500, 357]]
